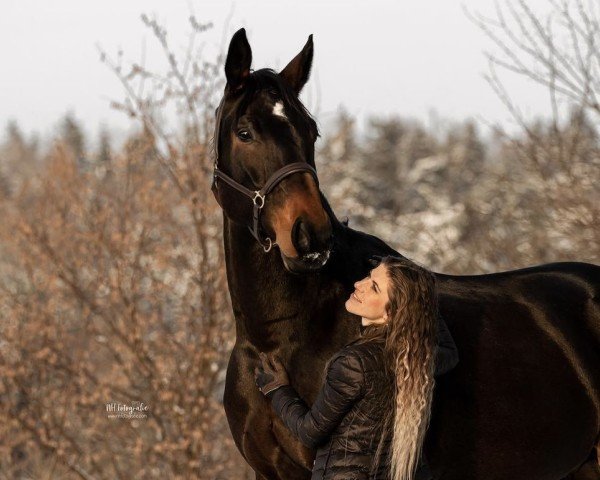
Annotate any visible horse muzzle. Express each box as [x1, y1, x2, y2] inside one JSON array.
[[281, 224, 333, 273]]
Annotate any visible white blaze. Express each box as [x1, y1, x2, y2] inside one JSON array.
[[273, 101, 287, 119]]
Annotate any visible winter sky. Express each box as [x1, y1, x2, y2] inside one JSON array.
[[1, 0, 555, 143]]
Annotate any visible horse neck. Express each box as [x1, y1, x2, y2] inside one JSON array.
[[222, 216, 360, 354], [223, 217, 316, 348]]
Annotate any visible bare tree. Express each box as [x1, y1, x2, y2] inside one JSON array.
[[0, 15, 252, 480], [464, 0, 600, 266]]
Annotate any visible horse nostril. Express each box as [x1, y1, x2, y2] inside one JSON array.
[[292, 218, 311, 254]]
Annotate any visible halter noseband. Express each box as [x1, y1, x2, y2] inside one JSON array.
[[211, 96, 319, 253]]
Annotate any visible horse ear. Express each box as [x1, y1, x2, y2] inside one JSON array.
[[225, 28, 252, 91], [280, 35, 314, 95]]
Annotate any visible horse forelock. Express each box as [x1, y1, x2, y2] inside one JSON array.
[[231, 69, 319, 140]]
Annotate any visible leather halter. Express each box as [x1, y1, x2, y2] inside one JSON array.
[[211, 96, 319, 252]]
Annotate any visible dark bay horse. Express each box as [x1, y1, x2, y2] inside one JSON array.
[[212, 28, 600, 480]]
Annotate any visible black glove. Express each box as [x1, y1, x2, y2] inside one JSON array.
[[254, 352, 289, 396]]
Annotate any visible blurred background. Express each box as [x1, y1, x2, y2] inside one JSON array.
[[0, 1, 598, 478]]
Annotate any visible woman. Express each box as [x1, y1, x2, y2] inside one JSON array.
[[255, 256, 459, 480]]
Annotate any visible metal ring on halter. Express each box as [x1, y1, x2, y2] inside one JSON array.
[[262, 237, 274, 253], [253, 191, 266, 209]]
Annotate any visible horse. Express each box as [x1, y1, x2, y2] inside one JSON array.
[[212, 28, 600, 480]]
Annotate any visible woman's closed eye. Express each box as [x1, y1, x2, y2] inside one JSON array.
[[368, 272, 380, 293]]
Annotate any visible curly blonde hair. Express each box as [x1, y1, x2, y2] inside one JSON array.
[[361, 256, 437, 480]]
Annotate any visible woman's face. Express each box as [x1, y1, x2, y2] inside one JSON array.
[[345, 263, 390, 322]]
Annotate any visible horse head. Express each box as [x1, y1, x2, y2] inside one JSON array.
[[213, 28, 333, 273]]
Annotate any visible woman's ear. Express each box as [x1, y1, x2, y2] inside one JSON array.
[[279, 34, 314, 95], [225, 28, 252, 91]]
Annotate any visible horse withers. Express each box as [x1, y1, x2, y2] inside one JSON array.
[[213, 28, 600, 480]]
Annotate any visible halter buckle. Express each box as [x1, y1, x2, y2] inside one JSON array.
[[262, 237, 274, 253], [253, 191, 265, 209]]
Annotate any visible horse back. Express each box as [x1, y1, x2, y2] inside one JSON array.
[[430, 262, 600, 478], [437, 261, 600, 347]]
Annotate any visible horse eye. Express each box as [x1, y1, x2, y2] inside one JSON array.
[[237, 129, 253, 142]]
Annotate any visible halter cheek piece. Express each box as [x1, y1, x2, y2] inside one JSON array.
[[211, 96, 319, 253]]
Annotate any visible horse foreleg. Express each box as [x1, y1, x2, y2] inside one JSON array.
[[242, 428, 311, 480], [225, 348, 313, 480]]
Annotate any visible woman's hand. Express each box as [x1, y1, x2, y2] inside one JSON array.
[[254, 352, 289, 396]]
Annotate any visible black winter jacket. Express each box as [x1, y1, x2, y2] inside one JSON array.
[[269, 317, 459, 480]]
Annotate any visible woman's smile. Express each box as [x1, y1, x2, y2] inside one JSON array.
[[345, 264, 390, 322]]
